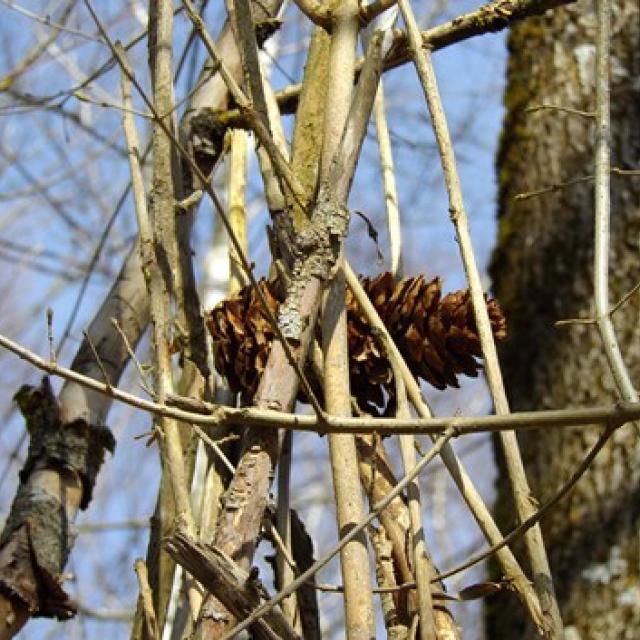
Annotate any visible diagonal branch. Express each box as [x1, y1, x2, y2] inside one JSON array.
[[398, 0, 560, 635], [165, 534, 301, 640]]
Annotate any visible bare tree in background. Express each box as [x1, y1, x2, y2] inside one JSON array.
[[489, 0, 640, 637], [0, 0, 636, 639]]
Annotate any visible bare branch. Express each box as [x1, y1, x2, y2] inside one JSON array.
[[320, 3, 376, 638], [2, 329, 639, 437], [165, 534, 301, 640], [593, 0, 639, 407]]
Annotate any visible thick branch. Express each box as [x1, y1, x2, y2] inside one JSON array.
[[319, 3, 376, 640]]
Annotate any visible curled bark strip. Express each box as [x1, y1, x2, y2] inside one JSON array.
[[0, 378, 114, 619]]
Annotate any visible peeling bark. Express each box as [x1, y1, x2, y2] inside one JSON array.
[[0, 379, 114, 634]]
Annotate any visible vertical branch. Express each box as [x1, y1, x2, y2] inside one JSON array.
[[271, 27, 331, 633], [373, 83, 403, 277], [395, 390, 437, 639], [227, 129, 250, 293], [120, 35, 197, 633], [146, 0, 196, 533], [275, 431, 299, 631], [365, 6, 402, 277], [369, 527, 408, 638], [259, 49, 303, 634], [593, 0, 638, 404], [320, 3, 375, 638], [289, 27, 331, 231], [146, 6, 206, 629], [397, 1, 559, 636]]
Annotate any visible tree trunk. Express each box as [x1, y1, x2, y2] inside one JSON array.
[[489, 1, 640, 638]]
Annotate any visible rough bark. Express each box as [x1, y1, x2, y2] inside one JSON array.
[[489, 1, 640, 638]]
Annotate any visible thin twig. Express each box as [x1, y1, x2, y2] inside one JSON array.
[[1, 0, 100, 42], [514, 174, 594, 200], [372, 81, 402, 276], [2, 331, 639, 435], [110, 318, 154, 397], [265, 517, 298, 574], [432, 425, 617, 583], [610, 279, 640, 316], [192, 423, 236, 476], [82, 330, 112, 390], [554, 317, 597, 327], [514, 166, 638, 201], [72, 90, 152, 117], [555, 278, 640, 327], [525, 104, 595, 118], [593, 0, 639, 407]]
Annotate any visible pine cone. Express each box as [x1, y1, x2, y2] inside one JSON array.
[[206, 272, 506, 412], [345, 273, 506, 413], [207, 280, 283, 401]]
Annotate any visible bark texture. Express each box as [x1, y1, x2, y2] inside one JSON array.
[[489, 1, 640, 638]]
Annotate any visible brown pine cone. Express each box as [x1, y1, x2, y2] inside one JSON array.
[[207, 279, 282, 401], [206, 272, 506, 412]]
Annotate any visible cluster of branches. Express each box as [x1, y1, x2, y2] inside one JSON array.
[[1, 0, 636, 639]]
